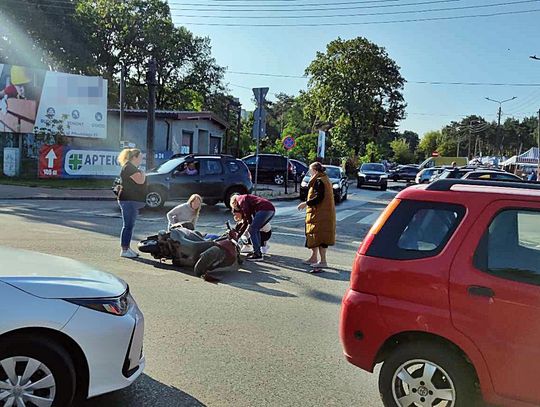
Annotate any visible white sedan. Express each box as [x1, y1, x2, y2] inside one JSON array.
[[0, 247, 144, 406]]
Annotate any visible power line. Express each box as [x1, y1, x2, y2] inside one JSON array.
[[8, 0, 463, 13], [167, 0, 462, 12], [172, 0, 540, 18], [226, 70, 540, 87], [176, 8, 540, 26]]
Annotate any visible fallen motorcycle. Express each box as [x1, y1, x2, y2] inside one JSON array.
[[138, 222, 243, 278]]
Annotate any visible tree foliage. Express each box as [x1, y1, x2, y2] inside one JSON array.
[[1, 0, 225, 113], [390, 138, 414, 164], [304, 37, 406, 156]]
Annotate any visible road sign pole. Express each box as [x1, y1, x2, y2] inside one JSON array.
[[285, 152, 289, 195], [254, 129, 260, 194]]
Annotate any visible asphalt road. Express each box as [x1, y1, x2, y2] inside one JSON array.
[[0, 186, 395, 407]]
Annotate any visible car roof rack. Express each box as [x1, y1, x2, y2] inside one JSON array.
[[427, 179, 540, 192]]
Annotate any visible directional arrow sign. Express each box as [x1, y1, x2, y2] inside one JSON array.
[[253, 87, 269, 106], [45, 148, 57, 168]]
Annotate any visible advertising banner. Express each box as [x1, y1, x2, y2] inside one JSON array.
[[64, 149, 121, 177], [38, 147, 172, 178], [38, 144, 64, 178], [0, 64, 107, 138]]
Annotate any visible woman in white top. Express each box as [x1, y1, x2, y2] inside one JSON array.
[[167, 194, 202, 229]]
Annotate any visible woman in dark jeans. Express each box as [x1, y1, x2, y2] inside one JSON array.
[[117, 148, 147, 258], [230, 194, 275, 261]]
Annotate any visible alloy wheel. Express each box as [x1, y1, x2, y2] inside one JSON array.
[[0, 356, 56, 407], [274, 174, 285, 185], [146, 192, 162, 208], [391, 359, 456, 407]]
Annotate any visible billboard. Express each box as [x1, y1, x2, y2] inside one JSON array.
[[0, 64, 107, 138]]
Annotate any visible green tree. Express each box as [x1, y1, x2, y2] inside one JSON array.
[[418, 131, 442, 158], [360, 142, 383, 164], [390, 138, 414, 164], [304, 37, 406, 156]]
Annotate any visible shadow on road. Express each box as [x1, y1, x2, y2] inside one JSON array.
[[81, 374, 207, 407]]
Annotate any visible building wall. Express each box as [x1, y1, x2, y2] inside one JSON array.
[[105, 114, 224, 154]]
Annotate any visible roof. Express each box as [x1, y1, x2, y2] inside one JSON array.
[[108, 109, 229, 129], [517, 147, 539, 164]]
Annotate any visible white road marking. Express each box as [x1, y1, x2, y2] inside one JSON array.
[[357, 210, 383, 225], [336, 210, 358, 222]]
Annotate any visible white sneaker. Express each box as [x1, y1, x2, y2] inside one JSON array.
[[128, 248, 140, 257], [261, 244, 269, 255], [120, 249, 138, 258], [241, 245, 254, 254]]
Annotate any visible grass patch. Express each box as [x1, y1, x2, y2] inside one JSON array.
[[0, 177, 113, 189]]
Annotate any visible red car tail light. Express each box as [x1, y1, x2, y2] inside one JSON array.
[[358, 199, 401, 255]]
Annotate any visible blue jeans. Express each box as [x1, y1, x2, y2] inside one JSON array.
[[249, 210, 275, 256], [119, 201, 145, 248]]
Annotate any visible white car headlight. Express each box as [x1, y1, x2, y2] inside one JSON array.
[[358, 172, 366, 177], [380, 174, 388, 179], [66, 291, 132, 316], [301, 181, 308, 187], [333, 183, 339, 189]]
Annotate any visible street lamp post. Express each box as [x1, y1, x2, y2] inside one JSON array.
[[485, 96, 517, 155]]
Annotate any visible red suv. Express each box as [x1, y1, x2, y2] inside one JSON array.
[[340, 179, 540, 406]]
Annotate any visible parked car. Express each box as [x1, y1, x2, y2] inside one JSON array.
[[388, 165, 420, 182], [144, 154, 253, 209], [436, 167, 474, 180], [462, 170, 523, 182], [340, 178, 540, 406], [415, 167, 446, 184], [0, 246, 144, 406], [300, 165, 349, 203], [357, 163, 388, 190], [242, 153, 295, 186], [290, 159, 309, 182]]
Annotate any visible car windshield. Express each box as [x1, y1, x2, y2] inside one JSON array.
[[326, 167, 341, 179], [152, 158, 184, 174], [361, 164, 385, 172]]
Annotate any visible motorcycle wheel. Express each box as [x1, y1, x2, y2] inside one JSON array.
[[138, 239, 160, 254], [194, 246, 225, 277]]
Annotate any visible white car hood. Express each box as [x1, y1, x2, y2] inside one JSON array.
[[0, 247, 127, 299]]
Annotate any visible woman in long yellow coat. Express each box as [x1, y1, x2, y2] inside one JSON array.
[[297, 162, 336, 271]]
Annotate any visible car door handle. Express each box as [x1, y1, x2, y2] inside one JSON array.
[[467, 285, 495, 298]]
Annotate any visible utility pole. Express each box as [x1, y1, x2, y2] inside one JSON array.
[[119, 64, 126, 144], [236, 103, 242, 158], [146, 58, 157, 170], [537, 109, 540, 177], [224, 101, 231, 154], [485, 97, 517, 155]]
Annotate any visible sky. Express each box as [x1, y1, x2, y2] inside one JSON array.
[[167, 0, 540, 136]]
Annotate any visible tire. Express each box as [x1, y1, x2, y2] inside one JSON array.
[[146, 186, 167, 209], [342, 191, 348, 201], [0, 335, 77, 407], [357, 182, 362, 189], [224, 186, 247, 209], [393, 176, 399, 182], [274, 173, 285, 185], [381, 184, 387, 191], [334, 190, 342, 204], [194, 246, 225, 277], [379, 341, 480, 407], [138, 239, 160, 254]]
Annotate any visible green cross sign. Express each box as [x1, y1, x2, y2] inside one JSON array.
[[69, 154, 83, 171]]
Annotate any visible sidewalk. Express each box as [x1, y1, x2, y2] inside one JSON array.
[[0, 183, 299, 202], [0, 184, 115, 201]]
